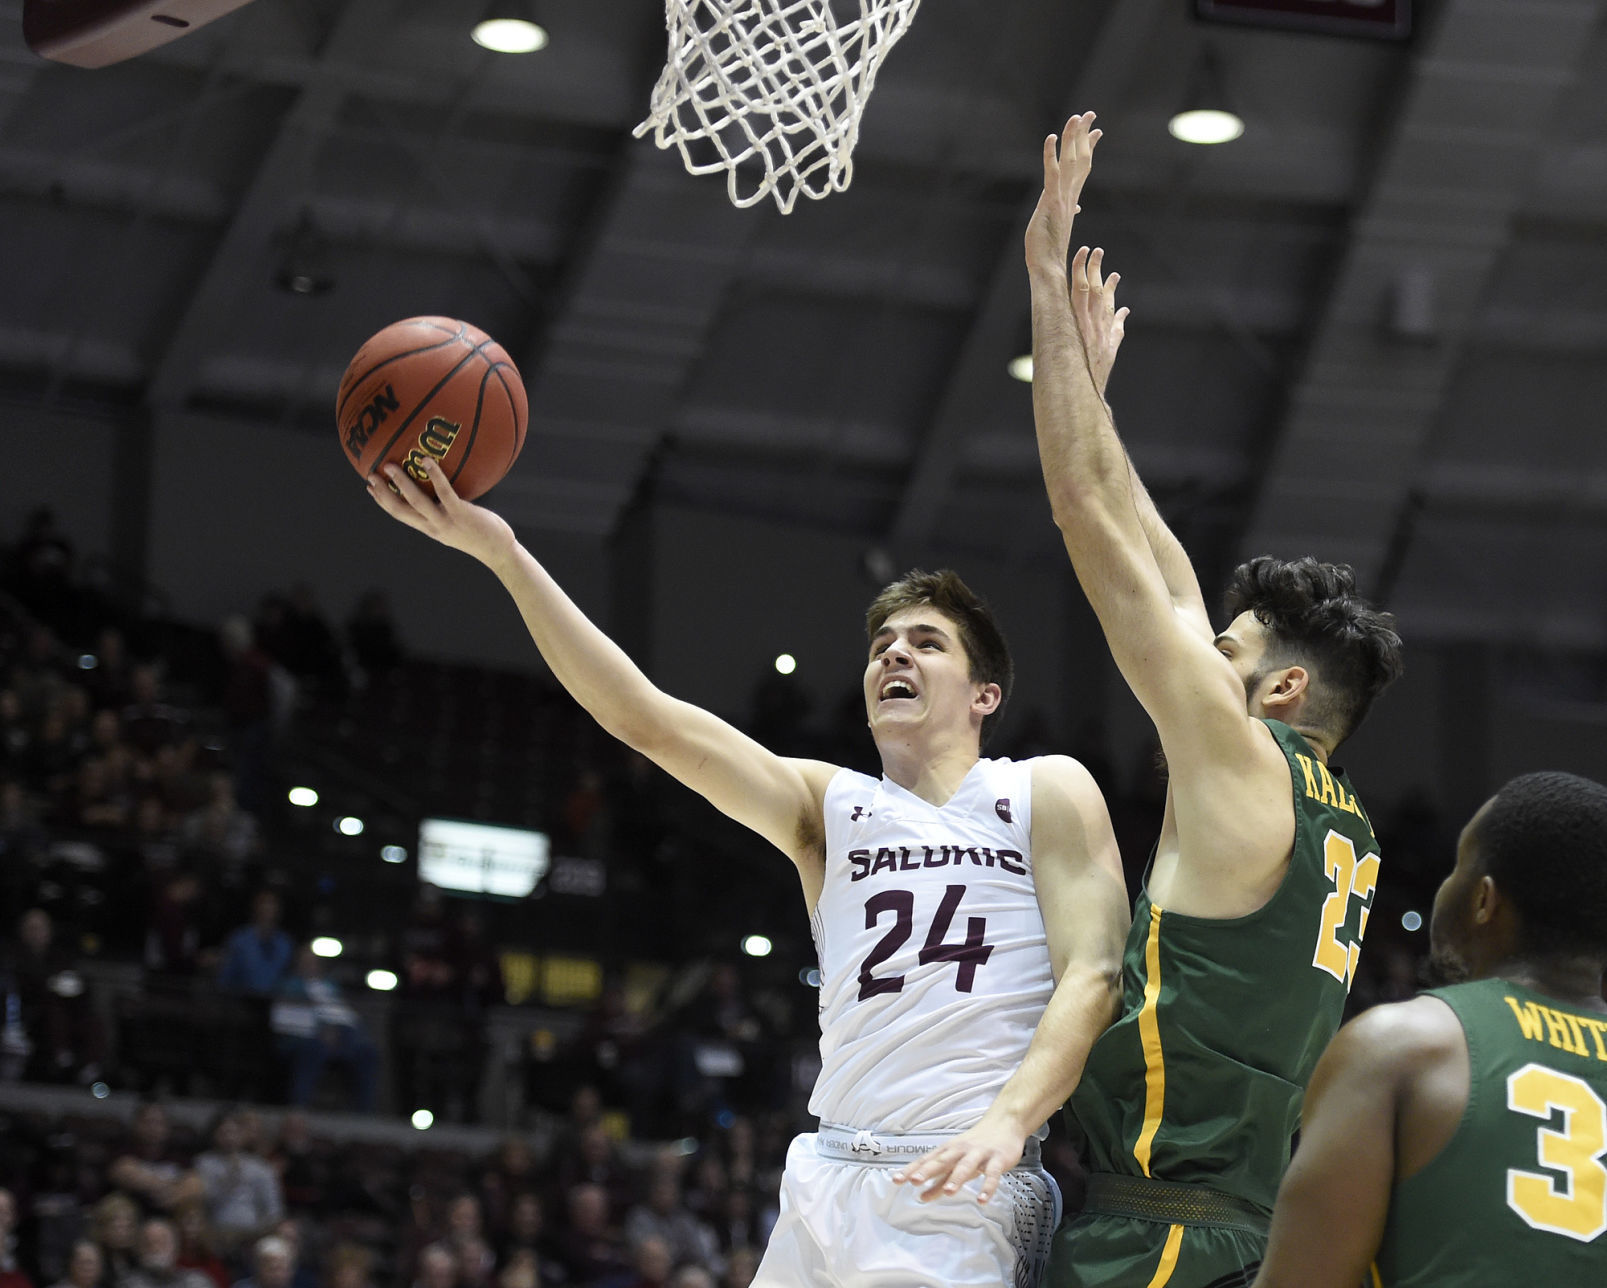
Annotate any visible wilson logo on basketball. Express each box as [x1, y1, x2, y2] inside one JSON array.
[[343, 383, 400, 458], [403, 416, 462, 484]]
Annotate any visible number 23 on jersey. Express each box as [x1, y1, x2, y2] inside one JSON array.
[[1312, 830, 1379, 991]]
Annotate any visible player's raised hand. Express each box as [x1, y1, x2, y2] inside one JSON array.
[[1070, 245, 1129, 398], [367, 457, 517, 569], [1025, 111, 1101, 278], [892, 1117, 1025, 1206]]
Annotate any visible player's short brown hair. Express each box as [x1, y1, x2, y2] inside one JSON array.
[[864, 569, 1013, 747]]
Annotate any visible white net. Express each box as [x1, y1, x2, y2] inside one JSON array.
[[634, 0, 925, 214]]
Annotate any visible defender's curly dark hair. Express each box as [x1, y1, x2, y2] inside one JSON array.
[[1476, 771, 1607, 958], [1223, 556, 1403, 746], [865, 569, 1014, 748]]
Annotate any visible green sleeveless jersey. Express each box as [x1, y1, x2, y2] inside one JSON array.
[[1375, 979, 1607, 1286], [1066, 719, 1380, 1213]]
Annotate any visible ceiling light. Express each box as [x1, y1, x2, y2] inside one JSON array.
[[311, 937, 343, 958], [774, 653, 797, 675], [411, 1109, 434, 1130], [1007, 354, 1034, 383], [337, 816, 365, 836], [288, 787, 318, 807], [472, 3, 548, 53], [1168, 110, 1244, 146], [742, 934, 773, 958], [366, 969, 398, 992], [1168, 47, 1243, 146]]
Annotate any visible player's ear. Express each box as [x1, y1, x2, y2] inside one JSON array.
[[973, 683, 1002, 716], [1262, 665, 1308, 711], [1470, 874, 1500, 927]]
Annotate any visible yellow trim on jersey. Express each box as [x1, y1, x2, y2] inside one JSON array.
[[1143, 1223, 1184, 1288], [1368, 1263, 1382, 1288], [1134, 902, 1166, 1177]]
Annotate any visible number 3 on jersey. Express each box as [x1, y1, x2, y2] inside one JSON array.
[[857, 884, 993, 1001], [1506, 1064, 1607, 1242], [1312, 830, 1379, 991]]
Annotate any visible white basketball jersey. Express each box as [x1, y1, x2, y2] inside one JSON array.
[[808, 757, 1055, 1134]]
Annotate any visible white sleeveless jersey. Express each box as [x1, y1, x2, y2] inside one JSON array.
[[807, 756, 1055, 1134]]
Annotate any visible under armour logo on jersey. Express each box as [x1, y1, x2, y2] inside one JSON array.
[[995, 798, 1012, 824], [850, 805, 873, 821]]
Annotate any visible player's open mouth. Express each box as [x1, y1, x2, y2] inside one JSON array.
[[879, 680, 917, 701]]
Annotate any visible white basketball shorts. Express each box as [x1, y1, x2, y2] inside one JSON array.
[[752, 1130, 1062, 1288]]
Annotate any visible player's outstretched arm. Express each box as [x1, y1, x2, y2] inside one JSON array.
[[894, 756, 1128, 1203], [1029, 118, 1264, 802], [1252, 997, 1462, 1288], [369, 458, 834, 871]]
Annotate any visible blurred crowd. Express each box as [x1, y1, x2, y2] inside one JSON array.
[[0, 503, 1461, 1287], [0, 1096, 781, 1288]]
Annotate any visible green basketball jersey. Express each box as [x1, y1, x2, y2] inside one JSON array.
[[1375, 979, 1607, 1286], [1066, 719, 1381, 1213]]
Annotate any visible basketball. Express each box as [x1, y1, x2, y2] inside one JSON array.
[[335, 316, 528, 501]]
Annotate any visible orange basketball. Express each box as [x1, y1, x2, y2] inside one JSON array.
[[335, 317, 528, 501]]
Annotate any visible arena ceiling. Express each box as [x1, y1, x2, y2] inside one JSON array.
[[5, 0, 1607, 657]]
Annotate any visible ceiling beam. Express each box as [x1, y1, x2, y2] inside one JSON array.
[[1236, 0, 1607, 590], [885, 0, 1168, 553], [144, 0, 400, 411]]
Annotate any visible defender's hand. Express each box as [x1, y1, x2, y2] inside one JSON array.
[[367, 456, 517, 570], [892, 1118, 1026, 1205], [1025, 111, 1102, 278], [1070, 245, 1129, 398]]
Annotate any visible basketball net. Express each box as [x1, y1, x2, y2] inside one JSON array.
[[634, 0, 925, 214]]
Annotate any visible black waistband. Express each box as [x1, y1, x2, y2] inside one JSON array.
[[1081, 1173, 1270, 1237]]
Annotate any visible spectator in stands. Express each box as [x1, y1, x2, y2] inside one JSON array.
[[271, 946, 378, 1113], [409, 1247, 455, 1288], [478, 1140, 536, 1244], [266, 1222, 314, 1288], [0, 1189, 33, 1288], [180, 775, 260, 891], [123, 1219, 212, 1288], [108, 1102, 201, 1213], [172, 1203, 227, 1288], [622, 1164, 717, 1273], [46, 1240, 101, 1288], [194, 1112, 283, 1255], [489, 1251, 535, 1288], [346, 592, 402, 687], [216, 618, 276, 816], [0, 781, 46, 923], [492, 1195, 544, 1272], [215, 893, 291, 997], [620, 1237, 670, 1288], [670, 1271, 713, 1288], [265, 1115, 327, 1213], [83, 628, 135, 714], [121, 666, 187, 759], [392, 886, 485, 1123], [5, 907, 101, 1084], [89, 1194, 139, 1286], [144, 870, 204, 977], [547, 1186, 626, 1288], [230, 1238, 293, 1288], [716, 1248, 756, 1288], [321, 1246, 370, 1288], [0, 693, 30, 780], [551, 1125, 632, 1223], [64, 757, 130, 833]]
